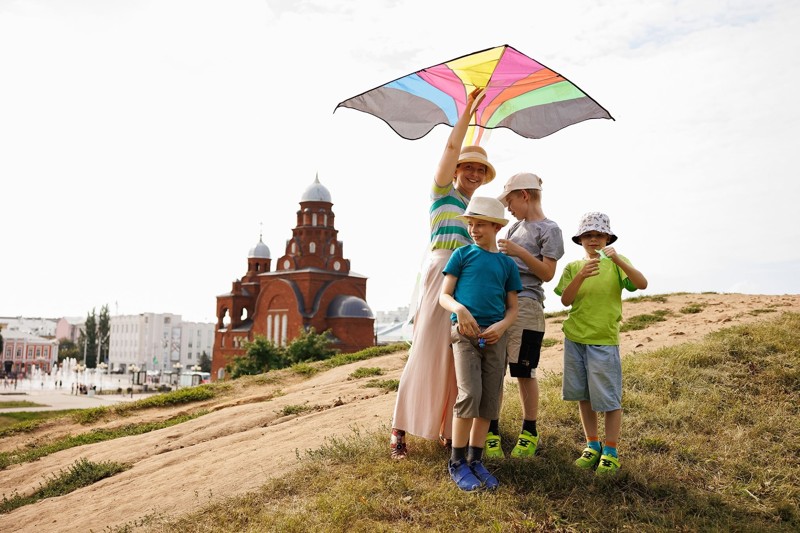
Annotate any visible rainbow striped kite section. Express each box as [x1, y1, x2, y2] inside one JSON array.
[[336, 44, 613, 143]]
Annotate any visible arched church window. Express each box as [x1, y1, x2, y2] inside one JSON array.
[[312, 213, 318, 226], [309, 242, 316, 253], [330, 243, 335, 254]]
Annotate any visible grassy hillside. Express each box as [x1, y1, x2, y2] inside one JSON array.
[[137, 312, 800, 532]]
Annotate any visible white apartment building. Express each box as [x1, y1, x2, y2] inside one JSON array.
[[0, 316, 58, 338], [109, 313, 213, 374]]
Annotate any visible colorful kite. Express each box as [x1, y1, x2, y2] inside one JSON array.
[[336, 44, 613, 144]]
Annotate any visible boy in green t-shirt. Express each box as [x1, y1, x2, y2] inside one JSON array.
[[554, 212, 648, 475]]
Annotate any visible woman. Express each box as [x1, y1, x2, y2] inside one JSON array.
[[390, 88, 496, 458]]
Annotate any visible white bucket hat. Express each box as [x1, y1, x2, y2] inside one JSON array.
[[456, 196, 509, 227], [572, 212, 618, 245], [457, 145, 496, 184], [497, 172, 543, 206]]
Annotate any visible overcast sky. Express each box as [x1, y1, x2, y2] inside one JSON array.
[[2, 0, 799, 323]]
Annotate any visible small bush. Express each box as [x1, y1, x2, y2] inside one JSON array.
[[0, 458, 129, 513], [279, 405, 311, 416], [542, 338, 560, 348], [363, 379, 399, 392], [349, 367, 384, 379], [291, 363, 318, 377], [620, 309, 671, 332]]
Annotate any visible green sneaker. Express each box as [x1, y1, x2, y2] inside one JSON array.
[[510, 430, 539, 458], [595, 454, 620, 475], [484, 432, 504, 459], [574, 447, 601, 469]]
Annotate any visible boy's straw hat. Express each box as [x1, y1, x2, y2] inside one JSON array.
[[497, 172, 543, 206], [457, 145, 496, 184], [572, 212, 618, 245], [456, 196, 509, 227]]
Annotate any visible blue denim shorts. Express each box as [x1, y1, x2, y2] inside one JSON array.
[[561, 338, 622, 412]]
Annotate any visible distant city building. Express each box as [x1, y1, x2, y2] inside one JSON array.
[[55, 316, 85, 344], [0, 316, 58, 338], [1, 329, 59, 376], [213, 177, 375, 380], [109, 314, 214, 374], [374, 306, 412, 344]]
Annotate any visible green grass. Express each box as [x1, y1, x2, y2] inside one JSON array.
[[680, 303, 705, 314], [0, 400, 46, 409], [0, 410, 80, 435], [279, 404, 312, 416], [349, 367, 384, 379], [320, 343, 407, 370], [0, 412, 206, 470], [72, 384, 219, 424], [146, 312, 800, 532], [620, 309, 671, 332], [1, 458, 129, 513], [363, 379, 399, 392], [291, 362, 319, 376], [542, 337, 560, 348], [625, 293, 671, 304]]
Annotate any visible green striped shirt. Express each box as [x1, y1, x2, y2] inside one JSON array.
[[429, 181, 472, 251]]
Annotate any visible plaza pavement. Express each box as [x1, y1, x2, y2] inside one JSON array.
[[0, 388, 155, 413]]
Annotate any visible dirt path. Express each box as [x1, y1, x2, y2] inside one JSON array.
[[1, 293, 797, 532]]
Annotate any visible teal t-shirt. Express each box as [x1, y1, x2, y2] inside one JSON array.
[[443, 244, 523, 327], [554, 254, 639, 345]]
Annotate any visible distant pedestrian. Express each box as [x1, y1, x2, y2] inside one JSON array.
[[554, 212, 648, 475]]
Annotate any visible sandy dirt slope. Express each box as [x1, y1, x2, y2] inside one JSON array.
[[1, 293, 798, 532]]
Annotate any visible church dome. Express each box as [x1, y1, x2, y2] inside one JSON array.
[[326, 295, 374, 319], [248, 237, 270, 259], [301, 175, 332, 203]]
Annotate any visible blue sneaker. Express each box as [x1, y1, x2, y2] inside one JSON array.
[[469, 460, 499, 490], [448, 459, 481, 492]]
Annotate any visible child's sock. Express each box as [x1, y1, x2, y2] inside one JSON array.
[[466, 445, 484, 463], [522, 419, 537, 437], [602, 441, 618, 458], [488, 419, 500, 435], [587, 436, 602, 453], [450, 446, 467, 464]]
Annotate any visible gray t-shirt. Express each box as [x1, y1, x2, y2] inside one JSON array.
[[505, 218, 565, 303]]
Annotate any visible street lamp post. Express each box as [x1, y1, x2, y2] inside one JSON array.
[[129, 364, 140, 398], [173, 362, 183, 389]]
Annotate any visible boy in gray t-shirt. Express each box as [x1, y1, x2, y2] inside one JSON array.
[[485, 172, 565, 460]]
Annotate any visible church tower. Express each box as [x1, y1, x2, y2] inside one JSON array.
[[212, 177, 374, 380]]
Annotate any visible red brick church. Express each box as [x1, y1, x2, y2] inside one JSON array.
[[211, 177, 375, 380]]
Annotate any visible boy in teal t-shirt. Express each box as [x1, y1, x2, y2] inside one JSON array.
[[554, 212, 648, 475], [440, 196, 522, 492]]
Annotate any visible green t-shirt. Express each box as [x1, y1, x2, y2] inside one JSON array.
[[554, 254, 639, 345]]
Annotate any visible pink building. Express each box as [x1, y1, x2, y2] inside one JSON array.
[[1, 330, 59, 377]]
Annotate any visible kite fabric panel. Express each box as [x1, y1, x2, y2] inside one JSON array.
[[335, 44, 614, 142]]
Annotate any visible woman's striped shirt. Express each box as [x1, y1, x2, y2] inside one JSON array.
[[429, 181, 472, 251]]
